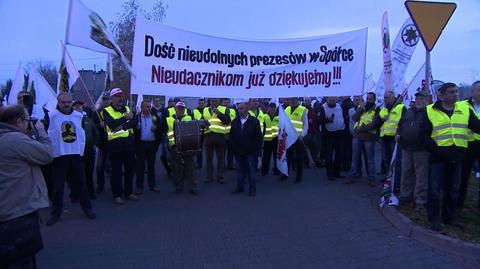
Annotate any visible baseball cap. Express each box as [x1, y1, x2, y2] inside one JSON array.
[[175, 101, 186, 108], [415, 89, 428, 97], [234, 98, 248, 105], [110, 88, 123, 97]]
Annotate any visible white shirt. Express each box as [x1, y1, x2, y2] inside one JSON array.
[[473, 100, 480, 114], [139, 113, 156, 142], [240, 114, 249, 125]]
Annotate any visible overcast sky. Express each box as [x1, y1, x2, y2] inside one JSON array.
[[0, 0, 479, 86]]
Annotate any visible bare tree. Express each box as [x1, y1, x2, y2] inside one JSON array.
[[109, 0, 167, 97], [31, 60, 58, 90]]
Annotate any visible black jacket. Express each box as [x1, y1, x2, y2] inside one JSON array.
[[397, 107, 430, 151], [229, 115, 262, 156]]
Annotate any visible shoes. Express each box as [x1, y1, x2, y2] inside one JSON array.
[[135, 189, 144, 195], [343, 178, 356, 185], [84, 210, 96, 220], [327, 176, 335, 181], [368, 181, 377, 188], [190, 189, 199, 196], [89, 193, 97, 200], [334, 175, 345, 179], [232, 187, 244, 194], [46, 215, 60, 226], [273, 171, 280, 176], [150, 187, 161, 193], [227, 166, 235, 170], [249, 190, 256, 197], [175, 188, 183, 194], [218, 178, 225, 184], [430, 222, 443, 232], [95, 187, 104, 194], [294, 179, 302, 184], [205, 177, 213, 183], [279, 175, 288, 181], [113, 197, 124, 205], [70, 197, 78, 203], [127, 194, 139, 201]]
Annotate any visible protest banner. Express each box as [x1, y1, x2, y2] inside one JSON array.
[[131, 18, 367, 98]]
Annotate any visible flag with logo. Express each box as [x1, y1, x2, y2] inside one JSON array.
[[376, 17, 420, 104], [381, 11, 393, 92], [276, 106, 299, 176], [57, 45, 80, 93], [65, 0, 132, 73]]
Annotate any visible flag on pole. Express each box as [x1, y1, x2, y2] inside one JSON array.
[[376, 17, 420, 104], [28, 67, 58, 118], [276, 106, 299, 176], [57, 44, 80, 93], [7, 63, 26, 105], [381, 11, 394, 92], [104, 54, 113, 90], [65, 0, 132, 73]]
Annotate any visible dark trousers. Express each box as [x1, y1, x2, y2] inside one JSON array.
[[459, 142, 480, 207], [235, 154, 257, 191], [40, 164, 53, 200], [110, 151, 135, 199], [319, 131, 328, 161], [205, 133, 225, 179], [325, 130, 342, 177], [427, 157, 463, 224], [225, 139, 235, 169], [51, 155, 92, 217], [382, 139, 402, 188], [171, 150, 196, 191], [196, 134, 204, 168], [95, 147, 108, 190], [303, 133, 319, 164], [84, 146, 96, 196], [261, 138, 278, 175], [287, 139, 305, 181], [342, 132, 352, 171], [136, 141, 158, 190]]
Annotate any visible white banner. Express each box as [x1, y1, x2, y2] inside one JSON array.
[[277, 106, 299, 176], [376, 17, 420, 102], [131, 18, 367, 98]]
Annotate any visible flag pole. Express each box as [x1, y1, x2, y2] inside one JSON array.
[[62, 0, 73, 62], [425, 50, 431, 95]]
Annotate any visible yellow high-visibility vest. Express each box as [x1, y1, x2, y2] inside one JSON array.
[[263, 114, 279, 141], [167, 107, 176, 117], [426, 102, 470, 148], [285, 105, 306, 135], [166, 114, 192, 146], [354, 106, 377, 135], [460, 100, 480, 141], [203, 105, 228, 134], [103, 106, 133, 141], [249, 109, 265, 133], [193, 108, 203, 120], [379, 104, 405, 137]]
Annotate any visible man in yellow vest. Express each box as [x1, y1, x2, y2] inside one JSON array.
[[280, 97, 308, 183], [423, 83, 480, 231], [165, 101, 198, 195], [193, 98, 206, 169], [222, 98, 236, 170], [261, 102, 280, 176], [379, 91, 406, 189], [459, 81, 480, 208], [345, 92, 381, 186], [102, 88, 138, 205], [203, 98, 231, 183]]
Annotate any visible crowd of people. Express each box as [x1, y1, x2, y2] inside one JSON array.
[[1, 81, 480, 268]]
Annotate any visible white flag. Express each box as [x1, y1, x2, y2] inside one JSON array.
[[276, 106, 299, 176], [381, 11, 393, 92], [28, 67, 58, 118], [7, 63, 26, 105], [376, 17, 420, 103], [405, 63, 433, 106], [65, 0, 132, 73], [57, 44, 80, 92]]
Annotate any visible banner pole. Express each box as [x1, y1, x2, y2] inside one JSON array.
[[425, 50, 431, 94]]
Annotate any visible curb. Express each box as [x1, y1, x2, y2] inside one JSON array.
[[380, 205, 480, 260]]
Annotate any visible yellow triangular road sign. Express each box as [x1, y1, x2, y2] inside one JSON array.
[[405, 1, 456, 51]]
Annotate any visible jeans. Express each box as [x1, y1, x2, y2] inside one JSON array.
[[350, 137, 375, 181], [427, 157, 463, 224], [235, 154, 257, 192], [51, 155, 92, 217]]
